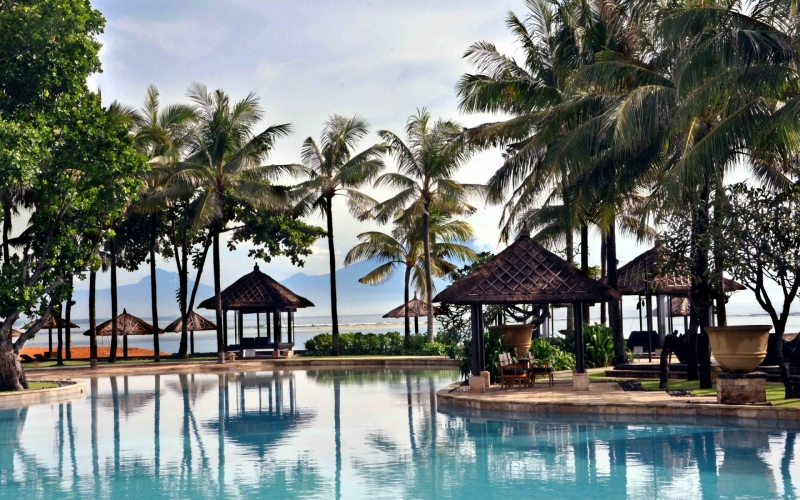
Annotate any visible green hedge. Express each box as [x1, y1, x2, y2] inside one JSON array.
[[303, 332, 447, 356]]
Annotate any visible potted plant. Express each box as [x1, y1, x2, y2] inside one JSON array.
[[489, 324, 535, 357], [706, 325, 772, 373]]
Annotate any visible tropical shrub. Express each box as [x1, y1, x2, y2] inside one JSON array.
[[528, 338, 575, 371], [304, 332, 446, 356], [583, 324, 615, 368]]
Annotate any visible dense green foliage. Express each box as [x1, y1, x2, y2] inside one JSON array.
[[303, 332, 446, 356], [528, 338, 575, 371]]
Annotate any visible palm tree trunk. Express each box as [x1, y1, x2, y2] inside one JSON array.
[[600, 237, 607, 325], [2, 202, 10, 266], [563, 168, 574, 336], [109, 232, 118, 363], [187, 236, 211, 313], [213, 229, 224, 364], [692, 183, 713, 389], [150, 214, 160, 363], [65, 277, 72, 360], [56, 304, 63, 366], [89, 270, 98, 369], [422, 199, 434, 343], [712, 180, 727, 327], [178, 221, 189, 357], [607, 223, 626, 365], [325, 198, 341, 355], [404, 264, 411, 347], [581, 223, 590, 323]]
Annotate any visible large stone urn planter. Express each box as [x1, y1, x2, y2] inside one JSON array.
[[490, 324, 535, 357], [706, 325, 772, 373]]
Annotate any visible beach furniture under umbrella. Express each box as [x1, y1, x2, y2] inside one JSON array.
[[383, 294, 442, 335], [84, 309, 165, 358], [164, 311, 217, 355]]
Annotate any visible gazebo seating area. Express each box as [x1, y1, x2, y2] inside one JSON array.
[[199, 264, 314, 357]]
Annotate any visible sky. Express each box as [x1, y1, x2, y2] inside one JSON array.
[[78, 0, 771, 317]]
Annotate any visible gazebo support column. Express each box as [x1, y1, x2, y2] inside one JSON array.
[[573, 304, 589, 391], [470, 304, 485, 377]]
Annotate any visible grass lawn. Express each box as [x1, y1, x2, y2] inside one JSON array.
[[590, 371, 800, 408], [0, 381, 58, 393]]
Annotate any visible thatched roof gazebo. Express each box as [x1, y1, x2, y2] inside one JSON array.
[[434, 226, 620, 389], [84, 309, 164, 358], [164, 311, 217, 355], [615, 244, 745, 345], [11, 328, 22, 337], [383, 294, 442, 335], [198, 264, 314, 356]]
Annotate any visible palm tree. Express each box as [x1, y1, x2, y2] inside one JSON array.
[[345, 205, 476, 345], [291, 115, 387, 355], [182, 84, 297, 363], [134, 85, 196, 363], [374, 110, 482, 342]]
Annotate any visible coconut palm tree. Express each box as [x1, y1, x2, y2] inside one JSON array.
[[345, 205, 477, 345], [291, 115, 387, 355], [374, 110, 482, 342], [134, 86, 196, 362], [181, 84, 298, 363]]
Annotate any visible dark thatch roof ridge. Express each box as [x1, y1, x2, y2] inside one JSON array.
[[614, 245, 746, 296], [164, 311, 217, 332], [83, 309, 164, 336], [433, 232, 621, 305], [198, 264, 314, 311], [383, 296, 442, 318]]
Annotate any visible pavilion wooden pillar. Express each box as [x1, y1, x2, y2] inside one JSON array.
[[287, 310, 294, 344], [238, 311, 244, 343], [223, 310, 228, 348], [274, 311, 282, 345], [574, 303, 585, 374], [470, 304, 485, 376], [645, 292, 654, 361]]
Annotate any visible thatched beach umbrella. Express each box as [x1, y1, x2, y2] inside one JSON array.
[[84, 309, 165, 358], [164, 311, 216, 355], [383, 294, 442, 336], [39, 316, 79, 353], [11, 328, 22, 337]]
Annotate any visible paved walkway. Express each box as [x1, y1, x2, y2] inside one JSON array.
[[438, 378, 800, 422]]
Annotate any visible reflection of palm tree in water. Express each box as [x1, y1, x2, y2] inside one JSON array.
[[334, 373, 341, 500], [782, 432, 796, 497], [91, 377, 100, 497]]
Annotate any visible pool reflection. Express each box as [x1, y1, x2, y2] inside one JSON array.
[[0, 369, 797, 499]]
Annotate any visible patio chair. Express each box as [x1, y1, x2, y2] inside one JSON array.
[[499, 352, 530, 389], [530, 360, 554, 387], [19, 354, 39, 368], [33, 353, 48, 364]]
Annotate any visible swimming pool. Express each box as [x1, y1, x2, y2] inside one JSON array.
[[1, 368, 797, 499]]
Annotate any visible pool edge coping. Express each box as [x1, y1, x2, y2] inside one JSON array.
[[436, 384, 800, 422]]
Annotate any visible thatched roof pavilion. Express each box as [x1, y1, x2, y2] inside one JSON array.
[[40, 317, 79, 329], [383, 295, 442, 336], [164, 311, 217, 355], [199, 264, 314, 355], [83, 309, 164, 336], [434, 226, 620, 383], [11, 328, 21, 337], [615, 245, 745, 296]]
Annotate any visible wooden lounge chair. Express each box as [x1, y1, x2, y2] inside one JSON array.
[[499, 352, 530, 389], [33, 353, 48, 364], [19, 354, 39, 368]]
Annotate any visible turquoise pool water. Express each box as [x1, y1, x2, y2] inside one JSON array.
[[1, 369, 798, 499]]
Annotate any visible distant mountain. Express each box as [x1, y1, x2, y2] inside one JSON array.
[[282, 260, 448, 317], [69, 269, 214, 322]]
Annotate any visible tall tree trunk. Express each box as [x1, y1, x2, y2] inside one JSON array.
[[423, 199, 435, 343], [0, 339, 27, 390], [187, 237, 211, 313], [607, 223, 626, 365], [325, 198, 341, 355], [150, 214, 161, 363], [775, 325, 793, 398], [89, 270, 98, 369], [213, 228, 224, 364], [109, 233, 118, 363], [178, 220, 189, 357], [65, 277, 72, 360], [404, 264, 411, 347], [563, 168, 574, 335], [2, 202, 10, 266], [56, 303, 63, 366], [600, 236, 607, 325], [692, 183, 713, 389], [713, 177, 727, 327], [581, 223, 590, 323]]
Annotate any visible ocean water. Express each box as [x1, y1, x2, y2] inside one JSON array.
[[1, 368, 798, 499]]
